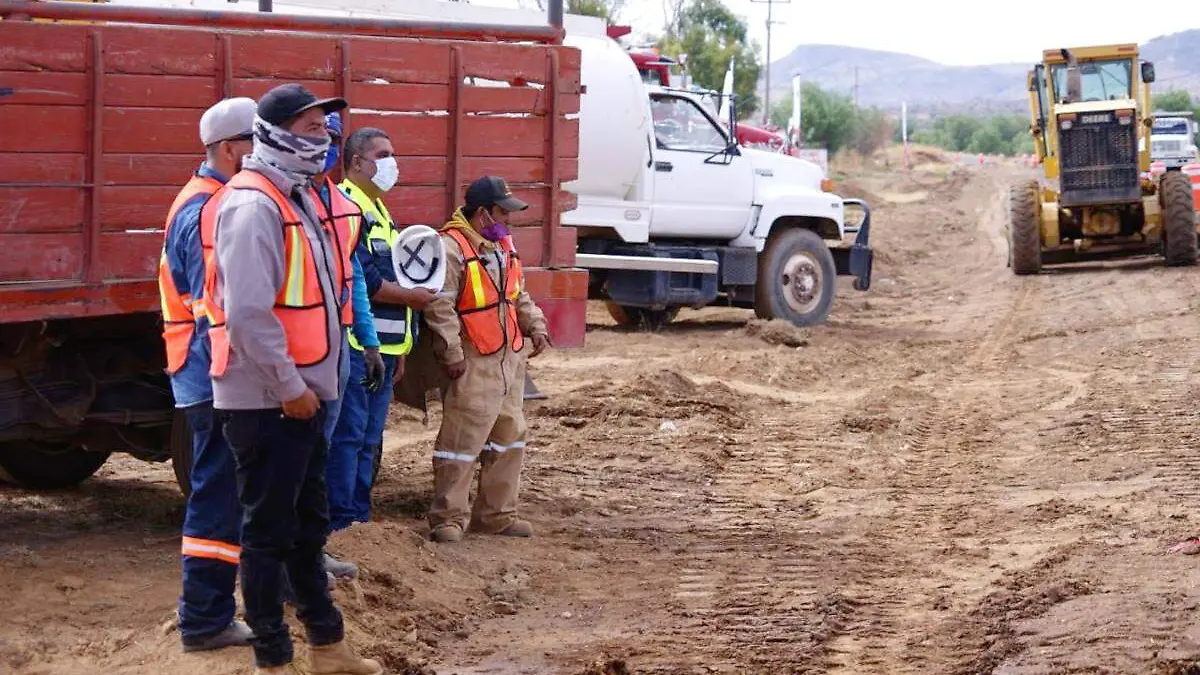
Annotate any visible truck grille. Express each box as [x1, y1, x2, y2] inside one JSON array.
[[1058, 115, 1139, 205]]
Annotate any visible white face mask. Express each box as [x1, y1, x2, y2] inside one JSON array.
[[370, 156, 399, 192]]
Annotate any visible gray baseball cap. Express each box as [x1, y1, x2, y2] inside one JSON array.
[[199, 97, 257, 146]]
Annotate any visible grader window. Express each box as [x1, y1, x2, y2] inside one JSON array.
[[1051, 59, 1133, 103]]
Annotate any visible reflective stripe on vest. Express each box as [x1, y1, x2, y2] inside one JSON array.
[[200, 170, 346, 377], [157, 174, 222, 375], [340, 180, 415, 356], [444, 228, 524, 357], [319, 179, 363, 328]]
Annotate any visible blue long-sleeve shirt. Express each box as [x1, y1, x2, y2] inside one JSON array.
[[163, 163, 225, 408], [318, 181, 380, 349]]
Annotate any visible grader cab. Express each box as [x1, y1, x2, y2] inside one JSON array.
[[1009, 44, 1197, 273]]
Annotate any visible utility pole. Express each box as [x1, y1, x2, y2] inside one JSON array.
[[750, 0, 789, 126]]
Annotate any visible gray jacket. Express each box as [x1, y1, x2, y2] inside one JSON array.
[[210, 158, 343, 410]]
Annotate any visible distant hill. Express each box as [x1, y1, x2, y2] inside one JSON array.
[[762, 29, 1200, 115]]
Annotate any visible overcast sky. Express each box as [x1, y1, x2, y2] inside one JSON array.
[[486, 0, 1198, 66]]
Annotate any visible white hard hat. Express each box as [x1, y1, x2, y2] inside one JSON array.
[[391, 225, 446, 292]]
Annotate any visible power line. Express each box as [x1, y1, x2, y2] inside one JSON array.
[[750, 0, 789, 124]]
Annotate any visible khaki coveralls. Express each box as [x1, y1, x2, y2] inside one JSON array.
[[397, 211, 547, 533]]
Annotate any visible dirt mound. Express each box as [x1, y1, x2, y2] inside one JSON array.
[[537, 368, 748, 430], [835, 178, 883, 205], [744, 319, 811, 347]]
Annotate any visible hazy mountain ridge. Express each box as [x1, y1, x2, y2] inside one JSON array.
[[763, 29, 1200, 114]]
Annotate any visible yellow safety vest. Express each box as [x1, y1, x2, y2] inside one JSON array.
[[339, 180, 414, 356]]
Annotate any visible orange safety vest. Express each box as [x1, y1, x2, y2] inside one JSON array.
[[317, 178, 363, 328], [199, 170, 357, 377], [157, 174, 223, 374], [444, 228, 525, 356]]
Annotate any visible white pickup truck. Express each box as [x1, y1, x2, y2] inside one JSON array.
[[1151, 111, 1199, 170], [564, 31, 873, 328]]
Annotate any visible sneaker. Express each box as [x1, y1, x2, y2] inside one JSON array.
[[181, 619, 253, 652], [498, 520, 534, 538], [431, 523, 464, 543], [323, 552, 359, 580]]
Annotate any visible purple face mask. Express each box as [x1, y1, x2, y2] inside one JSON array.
[[480, 210, 509, 242]]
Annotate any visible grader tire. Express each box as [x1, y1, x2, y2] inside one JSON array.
[[1009, 180, 1042, 275], [1161, 171, 1197, 267]]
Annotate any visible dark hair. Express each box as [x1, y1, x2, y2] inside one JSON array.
[[343, 127, 389, 171]]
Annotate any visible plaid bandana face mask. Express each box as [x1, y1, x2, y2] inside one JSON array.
[[250, 115, 331, 182]]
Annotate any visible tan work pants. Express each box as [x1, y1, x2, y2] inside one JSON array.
[[428, 348, 527, 533]]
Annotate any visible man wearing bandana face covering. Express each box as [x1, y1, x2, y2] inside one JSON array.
[[202, 83, 382, 675], [416, 176, 551, 544]]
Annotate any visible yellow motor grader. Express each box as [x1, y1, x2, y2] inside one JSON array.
[[1010, 43, 1197, 273]]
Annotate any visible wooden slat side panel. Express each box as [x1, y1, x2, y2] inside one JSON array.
[[379, 188, 578, 231], [394, 156, 578, 188], [98, 232, 162, 280], [106, 74, 217, 109], [235, 78, 337, 102], [231, 34, 338, 80], [511, 225, 576, 267], [532, 296, 586, 348], [522, 268, 588, 300], [0, 71, 87, 105], [100, 186, 177, 230], [0, 154, 84, 184], [104, 155, 201, 186], [0, 188, 85, 234], [350, 39, 451, 86], [104, 26, 216, 76], [103, 108, 204, 154], [350, 115, 449, 156], [0, 233, 83, 283], [0, 22, 88, 72], [0, 106, 87, 152], [458, 42, 581, 92], [0, 281, 159, 324], [461, 116, 579, 158], [349, 82, 449, 114]]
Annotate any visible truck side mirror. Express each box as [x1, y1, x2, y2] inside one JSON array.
[[1142, 61, 1156, 84]]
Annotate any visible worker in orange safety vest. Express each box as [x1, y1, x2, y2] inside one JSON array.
[[157, 96, 256, 654], [397, 176, 552, 544]]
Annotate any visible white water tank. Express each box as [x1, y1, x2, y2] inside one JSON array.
[[562, 33, 650, 202]]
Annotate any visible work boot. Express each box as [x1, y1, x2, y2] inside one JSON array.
[[323, 552, 359, 580], [431, 523, 463, 543], [255, 665, 304, 674], [181, 619, 253, 652], [308, 640, 384, 675], [499, 519, 534, 538]]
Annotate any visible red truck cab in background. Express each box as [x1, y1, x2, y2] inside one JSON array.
[[0, 1, 585, 491]]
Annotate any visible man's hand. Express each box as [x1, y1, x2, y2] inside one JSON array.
[[362, 347, 385, 394], [398, 287, 438, 311], [282, 388, 320, 419], [530, 333, 552, 358], [444, 359, 467, 380], [393, 355, 406, 384]]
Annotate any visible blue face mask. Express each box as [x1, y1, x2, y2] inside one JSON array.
[[322, 142, 340, 173]]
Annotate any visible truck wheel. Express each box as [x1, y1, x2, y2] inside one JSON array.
[[0, 442, 110, 489], [604, 302, 679, 330], [1009, 180, 1042, 275], [1161, 171, 1197, 267], [754, 228, 836, 327], [170, 409, 194, 498]]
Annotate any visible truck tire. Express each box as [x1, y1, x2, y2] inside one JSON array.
[[1009, 180, 1042, 275], [0, 442, 110, 489], [1161, 171, 1197, 267], [604, 302, 679, 330], [754, 227, 837, 327], [170, 409, 194, 498]]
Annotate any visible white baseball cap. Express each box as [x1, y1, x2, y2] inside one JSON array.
[[391, 225, 447, 292], [199, 97, 257, 147]]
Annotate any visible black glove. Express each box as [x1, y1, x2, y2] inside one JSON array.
[[361, 347, 386, 394]]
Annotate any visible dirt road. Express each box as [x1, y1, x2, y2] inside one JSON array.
[[6, 157, 1200, 675]]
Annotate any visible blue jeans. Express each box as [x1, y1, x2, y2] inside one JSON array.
[[219, 406, 344, 668], [179, 402, 242, 644], [326, 348, 396, 532]]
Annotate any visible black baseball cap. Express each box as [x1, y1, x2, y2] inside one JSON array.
[[258, 83, 347, 126], [465, 176, 528, 212]]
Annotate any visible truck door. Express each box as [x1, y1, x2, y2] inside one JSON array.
[[648, 94, 755, 239]]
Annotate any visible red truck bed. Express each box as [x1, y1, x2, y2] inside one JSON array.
[[0, 4, 587, 344]]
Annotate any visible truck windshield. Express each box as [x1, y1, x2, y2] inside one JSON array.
[[1051, 58, 1133, 102], [1153, 119, 1191, 135], [651, 96, 728, 153]]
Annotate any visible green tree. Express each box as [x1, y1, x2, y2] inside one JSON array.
[[1153, 89, 1194, 113], [661, 0, 763, 120], [768, 84, 857, 153]]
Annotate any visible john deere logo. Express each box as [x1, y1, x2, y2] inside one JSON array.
[[1081, 113, 1112, 125]]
